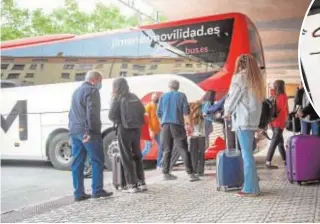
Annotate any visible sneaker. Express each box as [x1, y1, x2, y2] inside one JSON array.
[[74, 193, 91, 202], [163, 173, 178, 181], [265, 164, 278, 169], [189, 173, 200, 182], [91, 190, 113, 199], [156, 166, 162, 172], [122, 184, 139, 193], [138, 181, 148, 191], [237, 191, 260, 197]]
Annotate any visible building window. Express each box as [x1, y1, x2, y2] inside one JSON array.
[[29, 64, 37, 70], [152, 59, 162, 63], [75, 73, 86, 81], [12, 64, 25, 70], [174, 64, 181, 68], [63, 64, 75, 70], [119, 71, 127, 77], [75, 64, 93, 70], [97, 59, 107, 62], [132, 65, 145, 71], [7, 73, 20, 79], [25, 73, 34, 78], [196, 64, 202, 68], [1, 64, 9, 70], [61, 73, 70, 79], [121, 63, 128, 69], [133, 73, 139, 76], [147, 73, 153, 75], [185, 64, 193, 68], [150, 64, 158, 70]]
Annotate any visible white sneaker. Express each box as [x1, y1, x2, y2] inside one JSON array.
[[122, 185, 139, 193]]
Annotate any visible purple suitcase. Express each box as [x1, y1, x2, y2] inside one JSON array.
[[286, 135, 320, 184]]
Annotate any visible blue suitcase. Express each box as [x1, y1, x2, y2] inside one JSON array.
[[216, 120, 244, 191]]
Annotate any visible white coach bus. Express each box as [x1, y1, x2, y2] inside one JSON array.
[[0, 74, 205, 170]]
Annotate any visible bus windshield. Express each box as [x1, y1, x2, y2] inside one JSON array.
[[136, 18, 234, 69]]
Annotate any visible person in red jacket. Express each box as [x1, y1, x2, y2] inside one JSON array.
[[266, 80, 289, 169]]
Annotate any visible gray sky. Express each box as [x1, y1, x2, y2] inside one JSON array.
[[16, 0, 154, 16]]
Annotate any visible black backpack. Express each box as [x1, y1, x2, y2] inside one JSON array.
[[258, 97, 277, 129], [120, 93, 145, 129]]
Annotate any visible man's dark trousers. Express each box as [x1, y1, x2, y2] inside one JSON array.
[[70, 134, 104, 198], [161, 124, 193, 174]]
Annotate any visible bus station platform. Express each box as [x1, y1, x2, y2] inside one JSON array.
[[2, 142, 320, 223]]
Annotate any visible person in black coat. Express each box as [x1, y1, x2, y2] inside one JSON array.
[[296, 102, 320, 136]]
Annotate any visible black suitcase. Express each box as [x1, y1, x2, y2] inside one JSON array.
[[189, 136, 206, 175], [112, 154, 126, 190]]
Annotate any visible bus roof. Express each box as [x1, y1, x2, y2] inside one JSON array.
[[0, 34, 75, 49], [1, 12, 245, 51]]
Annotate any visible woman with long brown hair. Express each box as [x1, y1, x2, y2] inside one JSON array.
[[223, 54, 265, 197], [266, 80, 288, 169]]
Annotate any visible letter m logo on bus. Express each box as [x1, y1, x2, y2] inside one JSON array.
[[1, 100, 28, 141]]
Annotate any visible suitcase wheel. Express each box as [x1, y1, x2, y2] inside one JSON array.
[[297, 181, 302, 186], [222, 186, 228, 191]]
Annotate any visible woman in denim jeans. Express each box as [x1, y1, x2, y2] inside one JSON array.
[[201, 90, 216, 149], [223, 54, 265, 197]]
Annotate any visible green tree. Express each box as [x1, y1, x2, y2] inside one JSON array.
[[1, 0, 167, 41], [1, 0, 32, 41]]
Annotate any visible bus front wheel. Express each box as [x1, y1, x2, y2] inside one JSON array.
[[103, 131, 119, 171], [48, 132, 72, 170]]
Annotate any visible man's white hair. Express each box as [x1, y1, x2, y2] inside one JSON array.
[[85, 70, 102, 82], [169, 79, 180, 90]]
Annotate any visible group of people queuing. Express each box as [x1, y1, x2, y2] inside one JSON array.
[[68, 70, 203, 201], [67, 53, 319, 201]]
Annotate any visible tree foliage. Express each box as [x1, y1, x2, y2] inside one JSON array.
[[1, 0, 167, 41]]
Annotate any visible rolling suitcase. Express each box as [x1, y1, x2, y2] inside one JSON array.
[[286, 119, 320, 184], [216, 120, 244, 191], [189, 135, 206, 175], [112, 153, 126, 190]]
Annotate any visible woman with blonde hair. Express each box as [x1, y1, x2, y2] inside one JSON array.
[[223, 54, 265, 197]]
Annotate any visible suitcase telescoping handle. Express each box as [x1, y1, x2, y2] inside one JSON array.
[[224, 119, 238, 152], [292, 105, 300, 136], [292, 116, 296, 136]]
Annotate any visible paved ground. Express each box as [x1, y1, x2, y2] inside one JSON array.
[[0, 160, 156, 214], [2, 130, 319, 223], [1, 154, 320, 223]]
